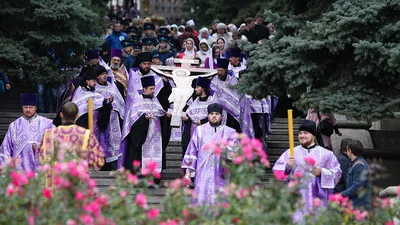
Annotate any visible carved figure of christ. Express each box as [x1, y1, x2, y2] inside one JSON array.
[[151, 67, 216, 116]]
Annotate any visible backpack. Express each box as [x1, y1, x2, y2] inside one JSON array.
[[317, 112, 334, 136]]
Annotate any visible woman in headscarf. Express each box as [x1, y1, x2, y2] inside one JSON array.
[[211, 23, 234, 46], [174, 38, 197, 67], [198, 27, 211, 44], [197, 38, 211, 68], [204, 45, 221, 69], [216, 37, 228, 58]]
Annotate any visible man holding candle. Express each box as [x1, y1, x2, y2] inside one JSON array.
[[272, 119, 342, 222]]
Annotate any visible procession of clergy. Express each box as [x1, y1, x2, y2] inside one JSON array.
[[1, 19, 359, 221]]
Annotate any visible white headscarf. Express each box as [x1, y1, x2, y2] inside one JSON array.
[[184, 38, 196, 57]]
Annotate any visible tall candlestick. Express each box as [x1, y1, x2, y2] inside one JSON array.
[[288, 109, 295, 156], [88, 98, 93, 132]]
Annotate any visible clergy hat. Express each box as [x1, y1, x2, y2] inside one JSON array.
[[121, 39, 132, 47], [136, 52, 152, 64], [142, 38, 155, 46], [229, 48, 241, 58], [84, 69, 97, 80], [143, 23, 155, 30], [196, 77, 211, 89], [94, 65, 107, 76], [111, 49, 123, 59], [158, 35, 169, 43], [299, 120, 317, 136], [217, 58, 229, 69], [130, 35, 141, 43], [158, 27, 170, 35], [86, 49, 99, 60], [141, 76, 155, 88], [126, 26, 138, 34], [21, 93, 38, 106], [207, 103, 223, 114]]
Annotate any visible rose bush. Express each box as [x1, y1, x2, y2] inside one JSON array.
[[0, 135, 398, 224]]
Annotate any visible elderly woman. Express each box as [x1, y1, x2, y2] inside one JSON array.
[[211, 23, 234, 46], [198, 27, 212, 44]]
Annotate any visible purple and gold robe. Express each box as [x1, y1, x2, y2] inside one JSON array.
[[119, 94, 166, 171], [95, 81, 125, 163], [273, 145, 342, 222], [38, 124, 105, 169], [0, 115, 54, 171], [182, 123, 236, 205]]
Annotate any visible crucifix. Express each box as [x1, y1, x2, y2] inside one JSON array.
[[151, 65, 217, 127]]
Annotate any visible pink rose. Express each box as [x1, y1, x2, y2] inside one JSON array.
[[133, 160, 141, 168], [312, 197, 322, 207], [146, 208, 159, 220], [233, 156, 244, 164], [28, 215, 35, 225], [75, 191, 85, 201], [127, 174, 139, 185], [385, 221, 395, 225], [135, 193, 147, 208], [83, 201, 101, 216], [293, 171, 303, 178], [96, 195, 109, 206], [273, 170, 288, 181], [6, 184, 16, 196], [66, 219, 78, 225], [182, 209, 189, 217], [120, 190, 128, 197], [43, 188, 52, 199], [304, 156, 316, 166], [169, 179, 182, 190], [80, 214, 94, 225], [146, 160, 158, 171]]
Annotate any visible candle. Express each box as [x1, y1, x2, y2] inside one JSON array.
[[288, 109, 295, 156], [88, 98, 93, 132]]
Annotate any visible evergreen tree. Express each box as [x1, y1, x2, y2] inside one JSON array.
[[0, 0, 107, 85], [239, 0, 400, 121]]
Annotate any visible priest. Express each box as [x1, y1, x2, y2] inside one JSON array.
[[273, 120, 341, 222], [71, 69, 114, 132], [182, 103, 236, 205], [0, 93, 54, 171], [38, 102, 105, 169], [94, 65, 125, 170], [181, 77, 217, 156], [120, 76, 168, 173], [210, 58, 241, 132]]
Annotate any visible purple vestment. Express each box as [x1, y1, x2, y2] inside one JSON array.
[[210, 75, 240, 121], [95, 81, 125, 163], [273, 145, 342, 222], [0, 115, 54, 171], [240, 95, 275, 138], [182, 123, 236, 205], [185, 95, 227, 136], [119, 94, 166, 171]]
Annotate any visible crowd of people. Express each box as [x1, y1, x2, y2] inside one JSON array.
[[0, 13, 371, 221]]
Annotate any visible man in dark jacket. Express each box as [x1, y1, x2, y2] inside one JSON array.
[[341, 140, 371, 209], [0, 72, 11, 94], [334, 138, 352, 193]]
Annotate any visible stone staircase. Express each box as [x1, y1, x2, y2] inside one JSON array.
[[0, 83, 305, 208], [89, 118, 304, 208]]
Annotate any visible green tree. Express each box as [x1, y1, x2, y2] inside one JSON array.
[[239, 0, 400, 121], [0, 0, 107, 85]]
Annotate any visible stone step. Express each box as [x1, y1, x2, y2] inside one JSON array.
[[166, 146, 181, 154], [271, 118, 304, 124], [270, 123, 302, 130], [267, 141, 300, 149]]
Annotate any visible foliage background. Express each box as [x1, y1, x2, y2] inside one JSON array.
[[0, 0, 109, 85]]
